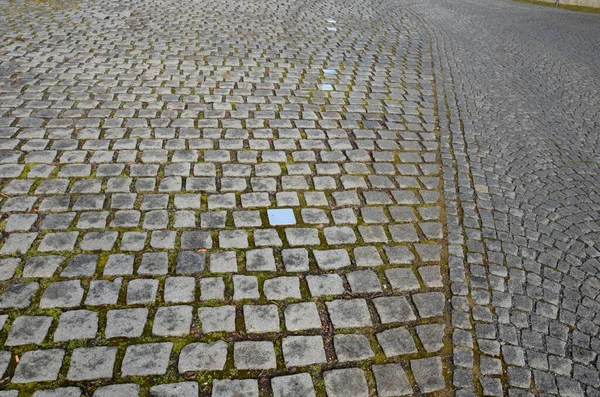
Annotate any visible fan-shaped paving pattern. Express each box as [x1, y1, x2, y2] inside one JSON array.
[[404, 0, 600, 395]]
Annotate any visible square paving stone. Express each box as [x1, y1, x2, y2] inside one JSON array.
[[23, 255, 65, 278], [416, 323, 445, 352], [127, 279, 159, 304], [347, 270, 383, 293], [219, 230, 248, 249], [271, 373, 316, 397], [0, 282, 39, 308], [282, 336, 327, 367], [244, 304, 280, 333], [354, 246, 384, 267], [85, 279, 121, 305], [150, 231, 176, 249], [412, 292, 445, 318], [5, 214, 37, 232], [180, 231, 212, 249], [282, 249, 309, 272], [415, 244, 442, 262], [233, 211, 262, 227], [38, 232, 79, 252], [264, 276, 301, 300], [326, 299, 372, 328], [40, 280, 84, 308], [285, 228, 320, 246], [254, 229, 283, 247], [61, 254, 98, 277], [104, 254, 134, 275], [164, 277, 195, 303], [314, 249, 350, 270], [6, 316, 53, 346], [284, 302, 322, 331], [233, 275, 260, 300], [418, 265, 444, 288], [410, 357, 446, 393], [324, 226, 356, 245], [200, 211, 226, 228], [0, 233, 37, 255], [40, 213, 75, 230], [149, 382, 198, 397], [306, 274, 345, 296], [383, 246, 414, 264], [198, 306, 236, 333], [376, 327, 418, 357], [54, 310, 98, 341], [212, 379, 258, 397], [334, 334, 375, 362], [121, 232, 147, 251], [200, 278, 226, 301], [139, 252, 169, 275], [179, 341, 228, 372], [176, 251, 205, 274], [210, 251, 238, 273], [373, 296, 417, 324], [372, 363, 413, 396], [324, 368, 369, 397], [246, 248, 276, 271], [78, 211, 109, 229], [332, 208, 357, 224], [12, 349, 65, 383], [234, 341, 276, 370], [67, 346, 116, 381], [93, 384, 140, 397], [385, 268, 421, 291], [106, 308, 148, 338], [301, 208, 329, 224], [358, 226, 388, 243], [79, 231, 118, 251], [152, 305, 193, 336], [121, 342, 173, 376]]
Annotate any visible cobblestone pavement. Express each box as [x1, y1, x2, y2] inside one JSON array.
[[0, 0, 450, 395], [1, 0, 598, 395], [402, 0, 600, 396]]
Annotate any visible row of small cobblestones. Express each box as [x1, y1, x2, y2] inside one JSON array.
[[406, 0, 600, 396]]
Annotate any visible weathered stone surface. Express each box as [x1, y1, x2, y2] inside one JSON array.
[[67, 347, 117, 380], [271, 373, 316, 397], [234, 341, 276, 369], [411, 357, 446, 393], [282, 336, 327, 367], [179, 341, 228, 372], [324, 368, 369, 397], [121, 343, 173, 376], [13, 349, 65, 383], [6, 316, 52, 346]]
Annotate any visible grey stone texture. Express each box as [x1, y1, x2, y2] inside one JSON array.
[[121, 342, 173, 376]]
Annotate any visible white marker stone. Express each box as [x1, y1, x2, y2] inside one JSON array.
[[268, 209, 296, 226]]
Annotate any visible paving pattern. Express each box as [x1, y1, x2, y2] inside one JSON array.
[[402, 0, 600, 396], [1, 0, 599, 395], [0, 0, 450, 395]]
